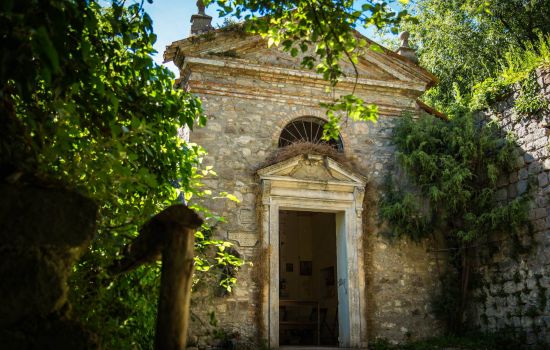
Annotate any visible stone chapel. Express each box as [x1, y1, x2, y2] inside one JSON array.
[[164, 5, 446, 349]]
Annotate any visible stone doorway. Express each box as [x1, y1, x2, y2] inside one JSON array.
[[279, 210, 339, 347], [258, 154, 368, 349]]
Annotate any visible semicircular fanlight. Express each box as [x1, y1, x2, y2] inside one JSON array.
[[278, 117, 343, 152]]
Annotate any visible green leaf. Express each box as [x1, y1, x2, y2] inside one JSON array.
[[33, 26, 60, 74], [369, 43, 384, 53]]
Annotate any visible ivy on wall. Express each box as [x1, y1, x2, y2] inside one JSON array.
[[380, 112, 530, 333]]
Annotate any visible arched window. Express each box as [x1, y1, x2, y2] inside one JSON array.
[[278, 117, 343, 152]]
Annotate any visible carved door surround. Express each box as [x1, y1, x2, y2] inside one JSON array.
[[258, 154, 367, 348]]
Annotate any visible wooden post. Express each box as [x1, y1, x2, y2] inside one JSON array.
[[154, 223, 196, 350], [109, 204, 203, 350]]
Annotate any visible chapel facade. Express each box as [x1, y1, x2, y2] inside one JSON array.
[[164, 7, 444, 349]]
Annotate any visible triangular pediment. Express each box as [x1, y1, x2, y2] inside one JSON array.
[[257, 154, 366, 186], [164, 30, 437, 89]]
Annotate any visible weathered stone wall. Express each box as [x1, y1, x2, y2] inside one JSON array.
[[345, 116, 443, 343], [470, 68, 550, 346], [185, 60, 443, 347], [0, 182, 99, 349]]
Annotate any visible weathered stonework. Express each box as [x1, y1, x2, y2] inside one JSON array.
[[165, 26, 444, 348], [0, 182, 99, 349], [470, 68, 550, 346]]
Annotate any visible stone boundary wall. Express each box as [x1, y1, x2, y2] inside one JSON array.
[[470, 68, 550, 346]]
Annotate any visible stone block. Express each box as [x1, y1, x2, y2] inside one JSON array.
[[526, 331, 538, 345], [503, 281, 516, 294], [539, 172, 549, 187], [508, 183, 518, 198], [528, 161, 542, 175], [496, 188, 508, 201], [517, 180, 528, 195], [238, 208, 256, 225], [535, 194, 549, 207], [497, 175, 509, 187], [526, 277, 537, 290], [0, 184, 97, 248], [534, 136, 548, 150], [227, 231, 258, 247], [531, 218, 546, 232], [0, 247, 67, 327], [533, 232, 547, 246], [519, 168, 529, 180], [496, 317, 507, 328], [533, 208, 547, 220], [521, 316, 534, 328], [515, 156, 526, 169]]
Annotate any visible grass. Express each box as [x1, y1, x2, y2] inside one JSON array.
[[368, 332, 531, 350]]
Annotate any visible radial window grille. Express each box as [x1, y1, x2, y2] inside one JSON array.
[[278, 117, 343, 152]]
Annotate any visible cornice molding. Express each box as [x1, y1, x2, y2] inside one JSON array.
[[182, 56, 427, 92]]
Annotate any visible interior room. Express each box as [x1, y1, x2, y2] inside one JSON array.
[[279, 210, 339, 346]]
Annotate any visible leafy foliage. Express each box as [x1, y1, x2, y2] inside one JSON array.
[[380, 0, 549, 337], [380, 113, 529, 332], [71, 264, 161, 349], [514, 73, 549, 115], [369, 332, 529, 350], [470, 35, 550, 112], [194, 226, 245, 293], [2, 0, 207, 229], [469, 77, 512, 112], [401, 0, 550, 114], [1, 0, 243, 346]]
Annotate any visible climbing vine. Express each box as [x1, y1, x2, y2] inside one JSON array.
[[469, 34, 550, 113], [380, 112, 530, 333]]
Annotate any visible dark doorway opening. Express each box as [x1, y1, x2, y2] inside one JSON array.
[[279, 210, 339, 346]]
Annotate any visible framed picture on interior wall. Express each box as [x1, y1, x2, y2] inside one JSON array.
[[321, 266, 335, 286], [300, 261, 312, 276], [286, 263, 293, 272]]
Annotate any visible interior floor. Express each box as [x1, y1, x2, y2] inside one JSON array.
[[279, 210, 338, 347]]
